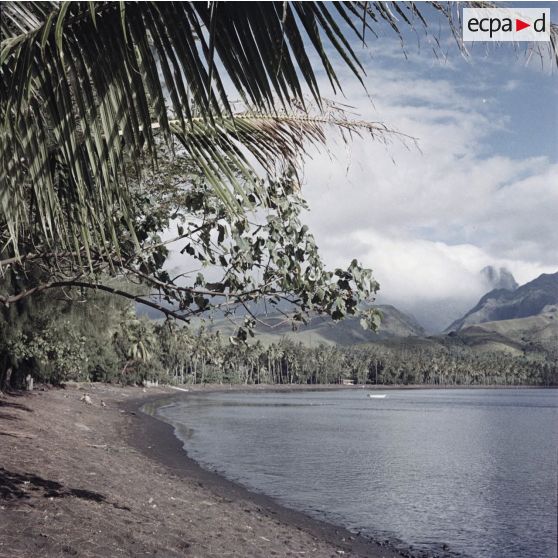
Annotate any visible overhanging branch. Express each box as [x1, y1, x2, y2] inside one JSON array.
[[0, 279, 191, 322]]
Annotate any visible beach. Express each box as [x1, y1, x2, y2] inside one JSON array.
[[0, 384, 401, 558]]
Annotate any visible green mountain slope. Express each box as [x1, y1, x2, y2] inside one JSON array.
[[195, 304, 425, 347], [460, 305, 558, 355]]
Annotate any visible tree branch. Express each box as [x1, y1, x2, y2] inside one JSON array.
[[0, 279, 191, 322]]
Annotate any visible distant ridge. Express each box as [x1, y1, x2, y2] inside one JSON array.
[[391, 265, 518, 334], [283, 304, 426, 345], [457, 305, 558, 356], [446, 272, 558, 332], [196, 304, 426, 347], [139, 301, 425, 343]]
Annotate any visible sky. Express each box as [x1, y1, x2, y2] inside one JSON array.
[[160, 3, 558, 332], [295, 3, 558, 331]]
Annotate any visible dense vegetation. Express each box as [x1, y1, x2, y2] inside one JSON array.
[[2, 292, 555, 390], [1, 2, 397, 389], [156, 330, 557, 387]]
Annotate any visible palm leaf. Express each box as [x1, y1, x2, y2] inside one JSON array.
[[1, 1, 373, 257]]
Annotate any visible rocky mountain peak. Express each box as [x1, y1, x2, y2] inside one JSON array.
[[480, 266, 518, 291]]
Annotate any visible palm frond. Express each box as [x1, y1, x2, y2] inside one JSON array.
[[0, 1, 372, 255]]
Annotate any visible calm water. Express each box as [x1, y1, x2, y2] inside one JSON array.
[[156, 389, 558, 558]]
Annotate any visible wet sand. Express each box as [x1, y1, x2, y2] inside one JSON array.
[[0, 383, 403, 558]]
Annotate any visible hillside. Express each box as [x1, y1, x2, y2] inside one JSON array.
[[193, 304, 425, 347], [459, 305, 558, 356], [446, 272, 558, 332], [276, 305, 426, 346]]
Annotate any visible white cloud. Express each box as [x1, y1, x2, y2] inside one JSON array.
[[309, 226, 553, 300], [296, 49, 557, 330]]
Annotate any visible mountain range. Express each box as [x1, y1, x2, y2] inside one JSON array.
[[379, 265, 522, 334], [442, 271, 558, 357], [143, 269, 558, 358], [193, 304, 425, 347], [446, 272, 558, 332], [237, 270, 558, 357]]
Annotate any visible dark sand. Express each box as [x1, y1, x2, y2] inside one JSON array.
[[0, 383, 404, 558]]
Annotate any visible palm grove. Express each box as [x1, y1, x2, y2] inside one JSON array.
[[1, 2, 556, 389]]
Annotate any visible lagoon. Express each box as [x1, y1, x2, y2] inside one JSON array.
[[158, 388, 558, 558]]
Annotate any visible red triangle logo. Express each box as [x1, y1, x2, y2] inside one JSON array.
[[516, 19, 530, 32]]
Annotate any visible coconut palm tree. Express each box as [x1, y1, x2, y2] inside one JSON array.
[[0, 1, 425, 323]]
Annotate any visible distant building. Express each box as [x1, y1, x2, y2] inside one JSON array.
[[340, 379, 355, 385]]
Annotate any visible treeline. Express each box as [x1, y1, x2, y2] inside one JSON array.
[[154, 326, 557, 387], [0, 285, 139, 389], [1, 291, 556, 389]]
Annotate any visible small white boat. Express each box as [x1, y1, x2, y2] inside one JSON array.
[[368, 393, 387, 399]]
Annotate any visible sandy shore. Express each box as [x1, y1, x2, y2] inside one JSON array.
[[0, 383, 403, 558]]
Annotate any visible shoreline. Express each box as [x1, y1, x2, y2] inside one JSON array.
[[1, 383, 404, 558], [123, 383, 554, 557], [123, 385, 405, 558], [3, 383, 553, 557]]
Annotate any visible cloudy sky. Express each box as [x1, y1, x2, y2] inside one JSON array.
[[161, 4, 557, 331], [296, 3, 558, 330]]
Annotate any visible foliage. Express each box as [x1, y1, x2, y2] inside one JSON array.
[[2, 318, 87, 385], [0, 284, 132, 387], [2, 289, 554, 388], [153, 169, 381, 331], [0, 1, 405, 255]]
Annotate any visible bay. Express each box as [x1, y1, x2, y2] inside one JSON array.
[[157, 388, 558, 558]]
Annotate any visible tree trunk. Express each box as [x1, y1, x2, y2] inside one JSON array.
[[1, 366, 13, 391]]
